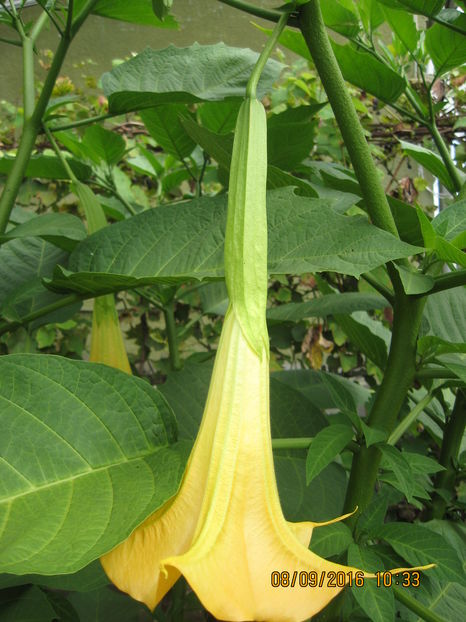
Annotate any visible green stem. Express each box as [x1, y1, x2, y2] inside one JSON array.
[[361, 272, 394, 305], [430, 269, 466, 294], [429, 389, 465, 519], [0, 36, 22, 46], [429, 122, 463, 193], [0, 294, 82, 336], [299, 1, 399, 237], [387, 393, 433, 446], [44, 124, 77, 181], [343, 294, 426, 525], [48, 112, 115, 132], [393, 586, 447, 622], [246, 9, 290, 99], [22, 38, 35, 120], [217, 0, 284, 24], [163, 302, 181, 371], [0, 0, 93, 235], [416, 368, 458, 380]]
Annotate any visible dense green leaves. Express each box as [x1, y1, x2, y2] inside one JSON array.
[[375, 522, 465, 584], [101, 44, 284, 114], [47, 188, 421, 296], [0, 355, 185, 574]]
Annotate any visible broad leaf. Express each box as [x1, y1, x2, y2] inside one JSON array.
[[0, 355, 185, 574], [375, 522, 465, 584], [426, 20, 466, 76], [306, 425, 354, 484], [68, 586, 152, 622], [102, 44, 284, 114], [0, 214, 87, 252], [334, 311, 389, 370], [0, 155, 91, 181], [141, 105, 196, 160], [321, 0, 360, 37], [348, 544, 395, 622], [81, 125, 126, 166], [310, 522, 353, 558], [331, 40, 406, 102], [47, 188, 422, 296], [0, 586, 58, 622], [393, 264, 435, 295], [377, 0, 444, 16], [0, 238, 76, 328], [431, 200, 466, 246], [267, 106, 319, 170], [422, 289, 466, 347], [76, 0, 177, 27], [399, 140, 460, 193], [198, 100, 242, 134], [383, 6, 419, 53], [267, 292, 387, 323]]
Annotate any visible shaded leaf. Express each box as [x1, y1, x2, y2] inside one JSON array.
[[0, 214, 87, 252], [102, 43, 284, 114], [426, 20, 466, 76], [141, 105, 196, 160], [0, 155, 91, 181], [0, 355, 185, 574]]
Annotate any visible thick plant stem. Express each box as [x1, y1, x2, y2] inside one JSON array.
[[430, 123, 463, 194], [299, 0, 399, 238], [393, 586, 447, 622], [429, 390, 465, 519], [163, 302, 182, 371], [343, 294, 425, 524]]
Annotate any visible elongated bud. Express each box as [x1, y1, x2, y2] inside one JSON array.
[[225, 97, 268, 357]]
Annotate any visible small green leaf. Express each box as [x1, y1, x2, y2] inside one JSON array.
[[379, 445, 415, 502], [87, 0, 177, 27], [0, 213, 86, 253], [360, 420, 388, 447], [347, 544, 395, 622], [81, 125, 126, 166], [399, 140, 459, 192], [306, 424, 354, 484], [0, 154, 91, 181], [152, 0, 173, 21], [393, 264, 435, 295], [310, 522, 353, 557], [141, 105, 196, 160]]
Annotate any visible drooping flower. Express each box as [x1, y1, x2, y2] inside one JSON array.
[[98, 23, 433, 618]]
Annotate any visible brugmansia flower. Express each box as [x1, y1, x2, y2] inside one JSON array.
[[98, 26, 433, 618], [89, 293, 131, 374]]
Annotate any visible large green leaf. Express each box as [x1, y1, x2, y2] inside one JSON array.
[[75, 0, 177, 27], [0, 355, 186, 574], [334, 311, 389, 370], [198, 100, 242, 135], [102, 44, 284, 114], [377, 0, 444, 16], [267, 106, 319, 170], [426, 20, 466, 76], [431, 200, 466, 245], [141, 105, 196, 160], [331, 40, 406, 102], [47, 188, 421, 296], [0, 155, 91, 181], [375, 522, 465, 585], [68, 586, 152, 622], [421, 288, 466, 347], [267, 292, 388, 323], [347, 544, 395, 622], [0, 586, 58, 622], [321, 0, 360, 37], [0, 214, 87, 253], [399, 140, 461, 193], [0, 238, 75, 328]]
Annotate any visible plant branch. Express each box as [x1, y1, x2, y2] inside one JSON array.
[[271, 437, 359, 452], [163, 301, 182, 371], [361, 273, 394, 305], [343, 294, 426, 525], [299, 1, 399, 238], [387, 392, 433, 446], [429, 389, 465, 519], [48, 112, 115, 132], [0, 294, 82, 336], [0, 35, 21, 46], [247, 9, 290, 98], [429, 122, 463, 194], [217, 0, 285, 24], [393, 586, 447, 622], [430, 269, 466, 294]]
